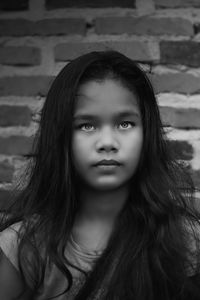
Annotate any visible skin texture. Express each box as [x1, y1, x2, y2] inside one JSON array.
[[72, 78, 143, 192], [71, 78, 143, 250]]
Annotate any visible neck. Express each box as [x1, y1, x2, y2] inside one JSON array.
[[77, 183, 130, 225], [72, 184, 130, 252]]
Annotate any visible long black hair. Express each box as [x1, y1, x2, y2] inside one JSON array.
[[1, 51, 200, 299]]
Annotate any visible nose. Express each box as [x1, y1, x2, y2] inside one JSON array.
[[96, 126, 119, 153]]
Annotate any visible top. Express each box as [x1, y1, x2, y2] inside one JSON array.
[[0, 221, 104, 299], [0, 220, 200, 299]]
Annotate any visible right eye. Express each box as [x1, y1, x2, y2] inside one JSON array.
[[79, 124, 95, 131]]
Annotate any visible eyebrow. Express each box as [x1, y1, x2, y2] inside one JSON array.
[[73, 111, 140, 121]]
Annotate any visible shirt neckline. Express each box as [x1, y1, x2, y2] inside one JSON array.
[[69, 233, 104, 258]]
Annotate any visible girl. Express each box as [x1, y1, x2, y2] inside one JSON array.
[[0, 50, 200, 300]]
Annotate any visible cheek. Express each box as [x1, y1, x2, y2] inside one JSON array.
[[71, 135, 79, 167], [129, 128, 143, 146], [127, 131, 143, 161], [135, 134, 143, 153], [71, 135, 89, 170]]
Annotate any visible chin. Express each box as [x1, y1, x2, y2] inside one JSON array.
[[90, 180, 125, 191]]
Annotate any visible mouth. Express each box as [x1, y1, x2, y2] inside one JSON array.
[[94, 159, 121, 166], [95, 165, 120, 172], [93, 160, 122, 173]]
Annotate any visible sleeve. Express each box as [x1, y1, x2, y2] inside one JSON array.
[[0, 224, 33, 299], [0, 248, 33, 299], [183, 219, 200, 276]]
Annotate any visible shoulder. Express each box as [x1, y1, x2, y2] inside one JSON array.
[[0, 221, 23, 271], [0, 222, 34, 298], [184, 219, 200, 248], [183, 219, 200, 276]]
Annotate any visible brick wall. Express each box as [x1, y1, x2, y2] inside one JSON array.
[[0, 0, 200, 207]]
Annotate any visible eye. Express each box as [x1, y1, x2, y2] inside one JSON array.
[[79, 123, 95, 131], [119, 121, 135, 130]]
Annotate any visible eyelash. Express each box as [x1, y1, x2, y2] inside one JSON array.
[[77, 121, 136, 131]]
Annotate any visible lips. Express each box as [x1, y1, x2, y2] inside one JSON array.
[[94, 159, 121, 166]]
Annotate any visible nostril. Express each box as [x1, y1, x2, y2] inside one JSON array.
[[98, 145, 118, 152]]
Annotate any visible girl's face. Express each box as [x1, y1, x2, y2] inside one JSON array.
[[72, 78, 143, 191]]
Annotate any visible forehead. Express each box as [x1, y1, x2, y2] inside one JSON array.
[[74, 79, 139, 117]]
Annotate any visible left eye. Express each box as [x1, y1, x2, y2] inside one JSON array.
[[119, 122, 133, 129], [81, 124, 95, 131]]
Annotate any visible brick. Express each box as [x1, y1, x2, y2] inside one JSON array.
[[0, 19, 86, 36], [0, 76, 54, 96], [169, 140, 193, 160], [160, 106, 200, 128], [194, 23, 200, 34], [0, 105, 31, 127], [0, 0, 28, 11], [46, 0, 136, 9], [155, 0, 200, 8], [0, 47, 41, 66], [0, 20, 32, 36], [55, 41, 154, 62], [0, 161, 14, 183], [160, 41, 200, 67], [35, 19, 86, 36], [151, 73, 200, 94], [95, 17, 193, 36], [191, 169, 200, 189], [0, 136, 34, 155]]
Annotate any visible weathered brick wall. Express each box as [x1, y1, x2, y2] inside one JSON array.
[[0, 0, 200, 207]]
